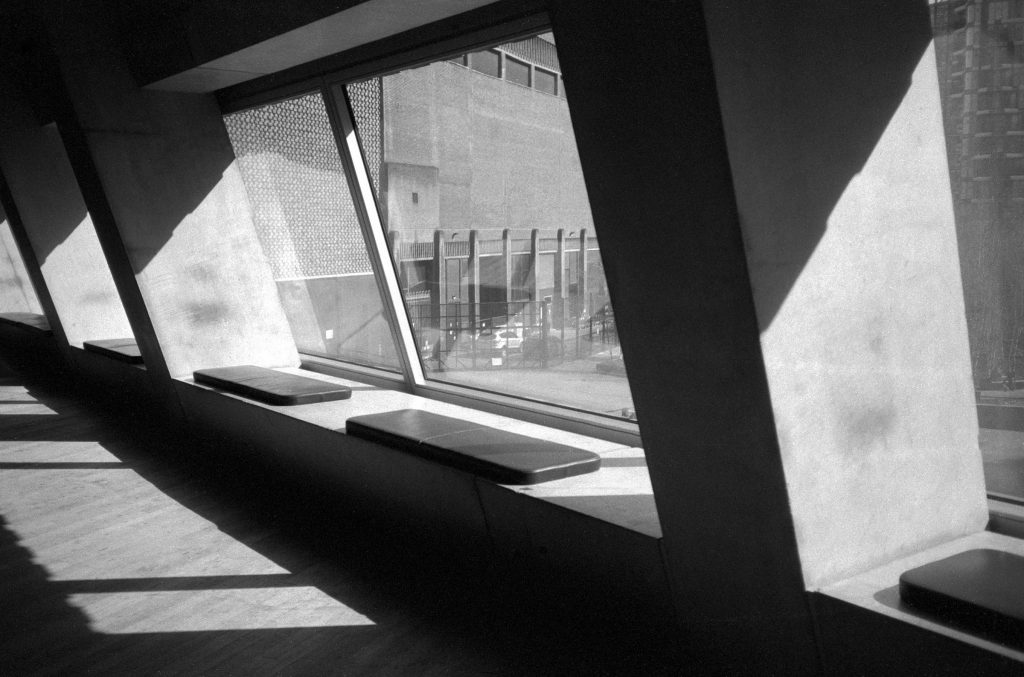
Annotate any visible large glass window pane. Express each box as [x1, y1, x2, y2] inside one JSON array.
[[468, 49, 501, 78], [346, 33, 637, 421], [224, 92, 401, 371], [504, 56, 531, 88], [934, 0, 1024, 499], [535, 68, 558, 96]]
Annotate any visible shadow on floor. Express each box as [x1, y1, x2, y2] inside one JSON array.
[[0, 364, 679, 676]]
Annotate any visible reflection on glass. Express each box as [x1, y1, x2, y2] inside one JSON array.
[[224, 93, 400, 370], [347, 33, 637, 421], [933, 0, 1024, 498]]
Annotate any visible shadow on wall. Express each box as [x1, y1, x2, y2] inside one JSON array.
[[704, 0, 936, 331], [550, 0, 934, 380], [0, 14, 92, 265], [0, 8, 238, 274], [0, 23, 89, 265]]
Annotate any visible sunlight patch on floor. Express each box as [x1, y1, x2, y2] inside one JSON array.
[[0, 441, 122, 462], [69, 587, 376, 632]]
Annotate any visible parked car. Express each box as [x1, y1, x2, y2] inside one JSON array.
[[475, 324, 523, 352]]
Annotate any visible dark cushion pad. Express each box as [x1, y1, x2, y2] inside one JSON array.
[[899, 548, 1024, 647], [0, 312, 51, 334], [193, 365, 352, 405], [345, 409, 601, 485], [83, 338, 144, 364]]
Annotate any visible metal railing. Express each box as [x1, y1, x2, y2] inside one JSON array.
[[390, 228, 601, 261], [407, 298, 619, 373]]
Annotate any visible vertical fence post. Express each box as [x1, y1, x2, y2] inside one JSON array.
[[502, 228, 513, 307], [578, 228, 589, 356], [469, 229, 479, 369], [433, 229, 446, 369], [541, 295, 551, 369], [528, 228, 540, 326]]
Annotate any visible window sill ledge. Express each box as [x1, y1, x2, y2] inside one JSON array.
[[817, 531, 1024, 664], [175, 366, 661, 538]]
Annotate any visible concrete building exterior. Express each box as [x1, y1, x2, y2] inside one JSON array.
[[227, 35, 610, 370], [934, 0, 1024, 385]]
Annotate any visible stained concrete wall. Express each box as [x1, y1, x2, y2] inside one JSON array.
[[0, 75, 132, 347], [38, 4, 298, 377], [0, 210, 41, 315], [703, 2, 988, 589]]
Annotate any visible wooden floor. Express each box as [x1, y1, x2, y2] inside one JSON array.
[[0, 364, 676, 676]]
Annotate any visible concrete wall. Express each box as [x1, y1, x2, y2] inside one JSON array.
[[39, 3, 298, 377], [552, 1, 820, 672], [0, 209, 41, 315], [703, 1, 988, 589], [0, 74, 132, 347]]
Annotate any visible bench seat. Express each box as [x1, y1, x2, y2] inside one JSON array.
[[900, 548, 1024, 648], [0, 312, 51, 335], [193, 365, 352, 405], [345, 409, 601, 485], [83, 338, 144, 364]]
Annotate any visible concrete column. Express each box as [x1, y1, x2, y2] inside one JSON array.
[[468, 229, 480, 331], [36, 4, 297, 378], [502, 228, 513, 309], [0, 73, 132, 349], [557, 0, 988, 672], [432, 229, 447, 349], [528, 229, 540, 324], [553, 1, 818, 672], [554, 228, 566, 325], [0, 203, 42, 315], [577, 229, 589, 316], [703, 1, 986, 589]]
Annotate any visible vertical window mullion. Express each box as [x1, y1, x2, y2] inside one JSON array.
[[321, 83, 426, 387]]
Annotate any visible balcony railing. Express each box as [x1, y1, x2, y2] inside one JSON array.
[[390, 228, 600, 262]]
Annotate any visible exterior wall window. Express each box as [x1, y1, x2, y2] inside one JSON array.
[[468, 49, 501, 78], [535, 68, 557, 95], [345, 32, 637, 421], [504, 55, 531, 87], [223, 93, 401, 371], [934, 0, 1024, 500]]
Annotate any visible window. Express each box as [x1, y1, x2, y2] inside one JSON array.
[[223, 93, 402, 371], [219, 30, 638, 430], [535, 68, 557, 95], [934, 0, 1024, 501], [504, 55, 531, 87], [468, 49, 501, 78], [340, 32, 637, 422]]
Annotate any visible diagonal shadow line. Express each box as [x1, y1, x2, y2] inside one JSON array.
[[51, 573, 303, 594], [0, 462, 127, 469]]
